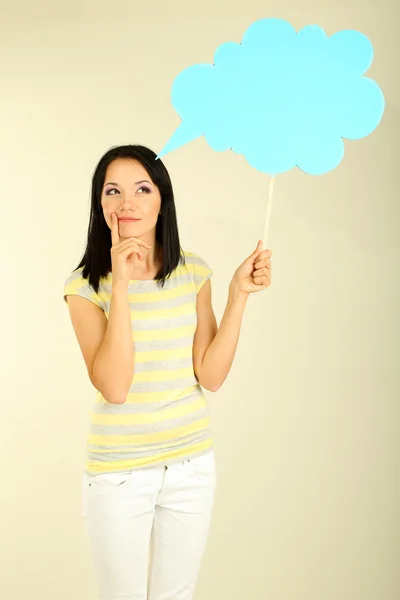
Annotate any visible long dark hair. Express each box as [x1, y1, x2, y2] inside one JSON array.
[[74, 144, 185, 293]]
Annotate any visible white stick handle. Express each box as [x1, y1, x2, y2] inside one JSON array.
[[262, 176, 275, 249]]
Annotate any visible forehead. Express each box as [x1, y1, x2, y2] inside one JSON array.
[[105, 158, 152, 183]]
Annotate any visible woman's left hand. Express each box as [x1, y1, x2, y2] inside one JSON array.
[[230, 241, 272, 295]]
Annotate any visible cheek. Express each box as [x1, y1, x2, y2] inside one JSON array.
[[101, 207, 112, 226], [102, 200, 114, 218], [143, 202, 159, 216]]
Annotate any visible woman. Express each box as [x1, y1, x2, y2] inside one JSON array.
[[63, 144, 272, 600]]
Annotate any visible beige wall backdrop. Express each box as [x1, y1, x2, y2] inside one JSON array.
[[1, 0, 398, 599]]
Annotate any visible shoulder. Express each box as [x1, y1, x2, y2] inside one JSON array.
[[182, 250, 212, 269], [64, 267, 87, 289], [64, 266, 85, 285], [63, 267, 103, 308], [64, 267, 96, 292], [182, 250, 213, 294]]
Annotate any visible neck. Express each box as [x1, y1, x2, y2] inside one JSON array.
[[132, 242, 162, 273]]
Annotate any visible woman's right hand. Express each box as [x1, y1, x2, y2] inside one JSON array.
[[110, 212, 152, 286]]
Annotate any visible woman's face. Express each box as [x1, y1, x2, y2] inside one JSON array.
[[101, 158, 162, 243]]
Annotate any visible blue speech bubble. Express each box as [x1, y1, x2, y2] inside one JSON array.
[[157, 18, 385, 175]]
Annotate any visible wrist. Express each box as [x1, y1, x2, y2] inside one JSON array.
[[228, 282, 249, 303], [111, 282, 128, 296]]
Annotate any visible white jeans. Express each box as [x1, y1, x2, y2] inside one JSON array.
[[82, 451, 217, 600]]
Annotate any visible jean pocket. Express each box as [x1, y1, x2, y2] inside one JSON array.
[[186, 452, 216, 477], [86, 470, 133, 490]]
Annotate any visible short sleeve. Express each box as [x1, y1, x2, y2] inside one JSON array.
[[194, 255, 213, 295], [63, 269, 103, 309]]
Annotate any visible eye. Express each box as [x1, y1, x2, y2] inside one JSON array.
[[104, 186, 151, 195]]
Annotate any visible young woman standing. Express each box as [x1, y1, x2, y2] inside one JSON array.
[[64, 144, 272, 600]]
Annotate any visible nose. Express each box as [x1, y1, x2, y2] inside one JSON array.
[[118, 194, 137, 212]]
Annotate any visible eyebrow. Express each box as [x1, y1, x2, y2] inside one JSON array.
[[104, 180, 151, 187]]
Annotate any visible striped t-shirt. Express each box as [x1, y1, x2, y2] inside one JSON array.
[[63, 251, 214, 476]]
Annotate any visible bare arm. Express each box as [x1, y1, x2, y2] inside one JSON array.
[[197, 284, 248, 392], [92, 283, 134, 404]]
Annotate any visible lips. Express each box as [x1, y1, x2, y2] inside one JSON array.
[[119, 218, 140, 221]]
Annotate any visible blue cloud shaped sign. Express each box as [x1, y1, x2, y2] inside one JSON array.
[[157, 18, 385, 175]]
